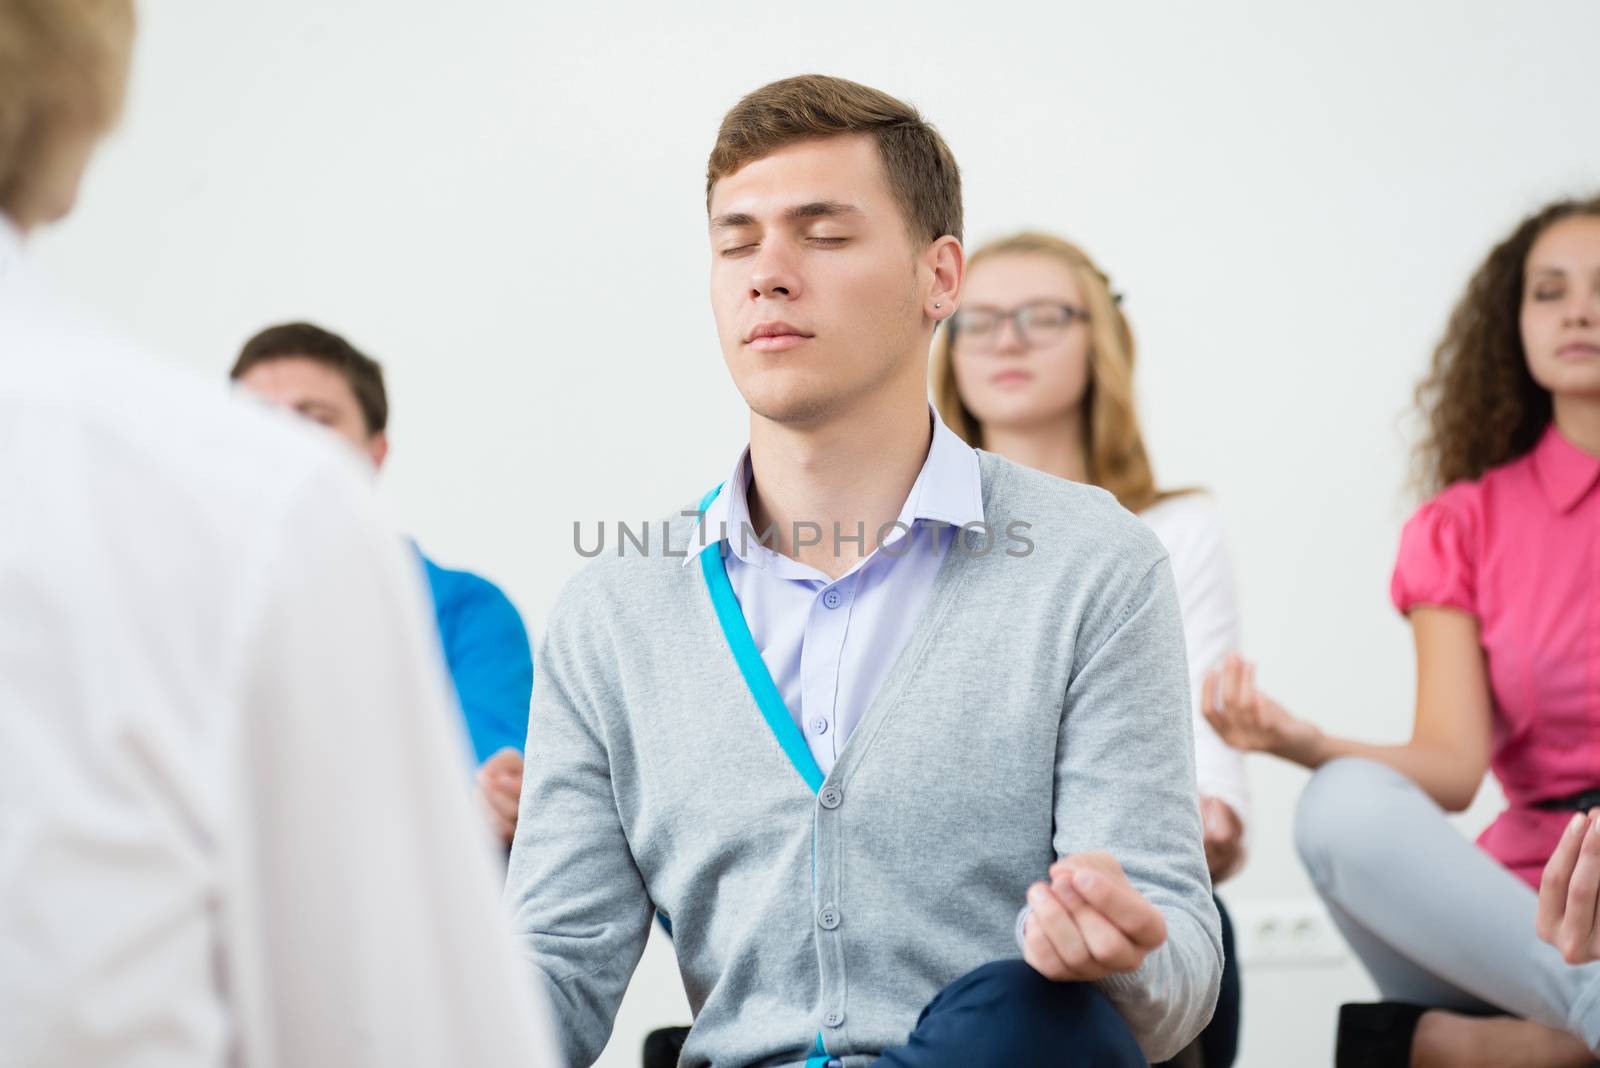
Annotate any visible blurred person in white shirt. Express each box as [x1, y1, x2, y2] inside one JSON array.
[[0, 3, 560, 1065]]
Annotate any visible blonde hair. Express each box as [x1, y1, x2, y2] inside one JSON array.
[[0, 0, 134, 220], [931, 230, 1180, 513]]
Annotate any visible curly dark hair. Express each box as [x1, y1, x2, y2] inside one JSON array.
[[1412, 194, 1600, 496]]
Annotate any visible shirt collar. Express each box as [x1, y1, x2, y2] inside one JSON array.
[[1533, 423, 1600, 515], [682, 406, 984, 568]]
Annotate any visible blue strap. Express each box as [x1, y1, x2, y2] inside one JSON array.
[[696, 484, 826, 795], [804, 1031, 833, 1068], [698, 487, 833, 1064]]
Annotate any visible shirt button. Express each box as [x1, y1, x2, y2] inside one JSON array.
[[824, 1010, 845, 1028], [811, 717, 829, 735], [818, 906, 840, 930], [822, 588, 842, 609], [820, 786, 843, 809]]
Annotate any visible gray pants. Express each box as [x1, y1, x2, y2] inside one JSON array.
[[1296, 757, 1600, 1052]]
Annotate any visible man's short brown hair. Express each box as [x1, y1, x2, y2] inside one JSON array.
[[230, 322, 388, 435], [706, 74, 963, 246]]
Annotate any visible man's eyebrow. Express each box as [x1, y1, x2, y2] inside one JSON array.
[[709, 201, 865, 230], [785, 200, 863, 222]]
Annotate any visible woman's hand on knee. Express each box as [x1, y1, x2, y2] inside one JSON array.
[[1538, 810, 1600, 964], [1021, 853, 1167, 982]]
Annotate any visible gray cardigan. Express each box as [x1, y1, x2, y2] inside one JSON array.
[[505, 452, 1221, 1066]]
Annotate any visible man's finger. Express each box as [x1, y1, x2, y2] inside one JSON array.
[[483, 747, 524, 774], [1066, 867, 1167, 950], [1028, 882, 1097, 976], [1057, 882, 1144, 972], [487, 784, 520, 822], [1539, 812, 1588, 943], [1023, 909, 1073, 980], [1558, 818, 1600, 963], [478, 787, 515, 845], [486, 793, 518, 824], [478, 780, 519, 823]]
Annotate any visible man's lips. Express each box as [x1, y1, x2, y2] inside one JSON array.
[[744, 321, 814, 352], [748, 334, 811, 352]]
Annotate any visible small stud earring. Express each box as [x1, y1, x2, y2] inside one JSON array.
[[934, 302, 943, 309]]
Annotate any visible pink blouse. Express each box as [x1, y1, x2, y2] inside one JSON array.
[[1391, 424, 1600, 889]]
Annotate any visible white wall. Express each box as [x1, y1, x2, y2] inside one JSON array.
[[34, 1, 1600, 1063]]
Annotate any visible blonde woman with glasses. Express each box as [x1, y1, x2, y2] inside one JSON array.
[[932, 231, 1247, 1068]]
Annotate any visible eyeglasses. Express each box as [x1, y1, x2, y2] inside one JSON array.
[[949, 302, 1089, 349]]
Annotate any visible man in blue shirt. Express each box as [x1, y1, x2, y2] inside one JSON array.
[[230, 321, 532, 845]]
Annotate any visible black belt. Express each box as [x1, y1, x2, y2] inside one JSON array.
[[1533, 788, 1600, 812]]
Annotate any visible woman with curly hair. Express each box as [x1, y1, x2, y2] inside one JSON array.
[[1207, 196, 1600, 1067]]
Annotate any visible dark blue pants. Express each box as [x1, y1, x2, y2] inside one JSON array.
[[872, 960, 1147, 1068]]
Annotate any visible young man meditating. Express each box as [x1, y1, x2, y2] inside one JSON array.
[[505, 74, 1221, 1068]]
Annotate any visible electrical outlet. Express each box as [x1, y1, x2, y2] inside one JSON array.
[[1229, 898, 1347, 967]]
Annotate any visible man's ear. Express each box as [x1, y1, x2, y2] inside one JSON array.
[[367, 431, 389, 472], [925, 235, 964, 323]]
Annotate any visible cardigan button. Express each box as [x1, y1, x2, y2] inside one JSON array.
[[820, 786, 843, 809], [824, 1010, 845, 1028], [818, 906, 840, 930]]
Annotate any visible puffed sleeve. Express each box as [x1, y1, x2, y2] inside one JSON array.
[[1390, 491, 1478, 617]]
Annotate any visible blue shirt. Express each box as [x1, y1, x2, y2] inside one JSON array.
[[418, 551, 533, 765]]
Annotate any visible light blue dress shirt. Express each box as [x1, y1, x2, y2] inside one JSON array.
[[684, 409, 984, 775]]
